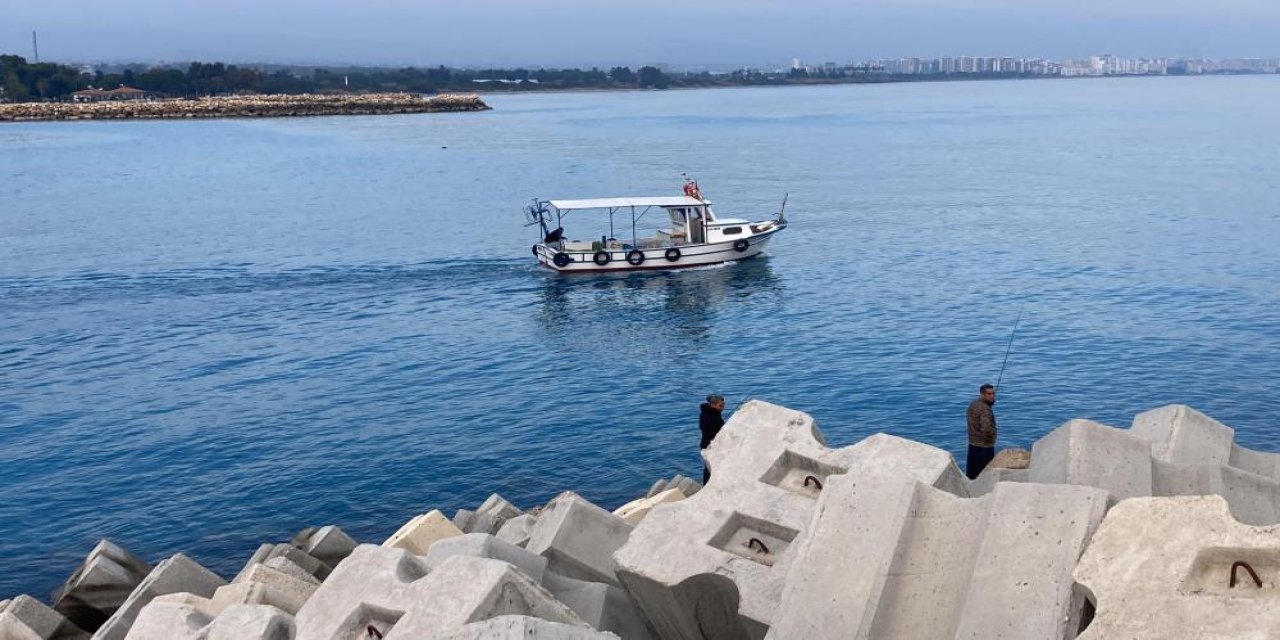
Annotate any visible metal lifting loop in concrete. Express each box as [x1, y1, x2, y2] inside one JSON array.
[[367, 625, 385, 639], [803, 475, 824, 490], [747, 537, 770, 555], [1230, 561, 1263, 589]]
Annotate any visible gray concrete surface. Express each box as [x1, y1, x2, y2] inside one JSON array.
[[769, 480, 1106, 640], [0, 595, 83, 640], [1030, 408, 1280, 525], [526, 493, 632, 587], [384, 510, 464, 555], [495, 514, 539, 548], [422, 615, 618, 639], [1076, 495, 1280, 639], [51, 540, 152, 633], [384, 555, 587, 639], [91, 554, 226, 640], [298, 526, 357, 570], [614, 402, 959, 640]]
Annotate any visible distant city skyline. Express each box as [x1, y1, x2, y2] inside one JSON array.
[[5, 0, 1280, 68]]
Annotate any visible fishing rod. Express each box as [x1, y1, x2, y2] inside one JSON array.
[[995, 310, 1022, 391]]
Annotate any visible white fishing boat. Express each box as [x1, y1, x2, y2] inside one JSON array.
[[526, 178, 787, 273]]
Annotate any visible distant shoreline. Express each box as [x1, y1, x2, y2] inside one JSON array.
[[0, 92, 489, 123], [462, 70, 1277, 98]]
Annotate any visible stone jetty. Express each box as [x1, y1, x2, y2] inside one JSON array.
[[4, 400, 1279, 639], [0, 93, 490, 122]]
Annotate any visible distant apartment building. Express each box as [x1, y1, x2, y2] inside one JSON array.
[[797, 53, 1275, 80]]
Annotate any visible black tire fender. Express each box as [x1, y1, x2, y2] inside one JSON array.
[[552, 252, 572, 267], [593, 251, 611, 266], [664, 248, 681, 262], [733, 239, 750, 253], [626, 250, 645, 266]]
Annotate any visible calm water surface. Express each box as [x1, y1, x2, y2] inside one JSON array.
[[2, 76, 1279, 598]]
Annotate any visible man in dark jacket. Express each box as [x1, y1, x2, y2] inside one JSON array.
[[700, 394, 726, 484], [966, 384, 998, 479]]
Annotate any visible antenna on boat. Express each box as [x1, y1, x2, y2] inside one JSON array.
[[777, 193, 789, 222], [524, 198, 551, 237]]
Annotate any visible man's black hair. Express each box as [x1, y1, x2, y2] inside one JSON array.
[[979, 384, 995, 393]]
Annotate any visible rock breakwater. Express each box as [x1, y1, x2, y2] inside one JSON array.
[[3, 401, 1278, 639], [0, 93, 490, 122]]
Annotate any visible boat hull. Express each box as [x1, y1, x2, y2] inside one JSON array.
[[533, 227, 782, 273]]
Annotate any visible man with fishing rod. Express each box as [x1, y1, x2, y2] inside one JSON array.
[[966, 384, 998, 479], [967, 311, 1020, 479]]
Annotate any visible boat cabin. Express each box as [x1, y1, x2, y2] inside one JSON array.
[[545, 196, 750, 253]]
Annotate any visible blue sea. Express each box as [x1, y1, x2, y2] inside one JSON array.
[[2, 75, 1278, 599]]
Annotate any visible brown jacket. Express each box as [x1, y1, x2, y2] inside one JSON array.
[[967, 398, 997, 448]]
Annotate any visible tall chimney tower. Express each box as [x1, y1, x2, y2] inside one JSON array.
[[33, 30, 40, 62]]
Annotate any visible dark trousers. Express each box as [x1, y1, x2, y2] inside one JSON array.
[[967, 445, 995, 480]]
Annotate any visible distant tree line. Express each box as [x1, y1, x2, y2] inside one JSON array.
[[3, 52, 919, 103]]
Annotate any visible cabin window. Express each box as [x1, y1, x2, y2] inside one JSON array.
[[722, 226, 743, 235]]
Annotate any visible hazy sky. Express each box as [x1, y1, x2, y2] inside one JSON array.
[[4, 0, 1279, 68]]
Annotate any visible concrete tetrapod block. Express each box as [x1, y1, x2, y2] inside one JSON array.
[[768, 479, 1107, 640], [1029, 419, 1154, 502], [420, 533, 650, 638], [1130, 404, 1235, 466], [672, 477, 701, 497], [92, 554, 226, 640], [495, 514, 538, 548], [293, 544, 431, 639], [197, 605, 295, 640], [123, 596, 294, 640], [0, 595, 85, 640], [541, 572, 654, 640], [383, 509, 463, 555], [525, 492, 633, 587], [452, 509, 476, 534], [423, 615, 618, 639], [613, 489, 686, 527], [1230, 443, 1280, 481], [381, 555, 586, 640], [0, 616, 44, 640], [425, 533, 549, 583], [467, 513, 504, 536], [968, 467, 1029, 497], [1152, 461, 1280, 526], [1031, 407, 1280, 525], [1075, 495, 1280, 639], [210, 561, 321, 615], [260, 557, 321, 585], [51, 540, 153, 633], [614, 401, 969, 640], [477, 494, 523, 521], [121, 594, 214, 640], [383, 555, 588, 639], [235, 544, 329, 583], [299, 526, 358, 570]]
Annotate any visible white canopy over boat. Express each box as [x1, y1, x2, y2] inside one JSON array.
[[549, 196, 710, 211]]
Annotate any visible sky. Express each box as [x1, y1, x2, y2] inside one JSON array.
[[3, 0, 1279, 68]]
